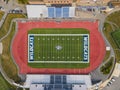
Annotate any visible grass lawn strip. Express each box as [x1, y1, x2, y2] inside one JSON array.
[[0, 14, 25, 39], [103, 22, 120, 62], [111, 30, 120, 48], [100, 57, 113, 74], [0, 73, 16, 90], [0, 11, 4, 21], [0, 14, 25, 82]]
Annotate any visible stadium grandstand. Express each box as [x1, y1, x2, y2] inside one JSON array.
[[26, 5, 75, 18], [24, 74, 92, 90], [18, 2, 106, 90]]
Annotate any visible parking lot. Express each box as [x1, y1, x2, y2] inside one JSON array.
[[9, 8, 23, 13], [103, 76, 120, 90]]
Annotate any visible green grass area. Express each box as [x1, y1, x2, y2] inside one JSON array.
[[105, 10, 120, 62], [1, 22, 21, 82], [100, 57, 113, 75], [0, 14, 25, 39], [0, 73, 29, 90], [28, 28, 89, 68], [111, 30, 120, 48], [33, 35, 84, 61], [28, 28, 89, 34], [0, 14, 25, 83], [103, 51, 110, 62], [0, 73, 16, 90], [0, 11, 4, 21], [103, 23, 120, 62], [28, 63, 89, 68], [106, 11, 120, 28]]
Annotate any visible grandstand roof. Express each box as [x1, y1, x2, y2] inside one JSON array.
[[25, 74, 50, 87], [67, 75, 92, 87], [30, 84, 44, 90], [26, 5, 48, 18]]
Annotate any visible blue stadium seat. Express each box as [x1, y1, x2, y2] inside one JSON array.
[[48, 7, 55, 18], [63, 7, 69, 18], [48, 7, 70, 18], [55, 8, 62, 18]]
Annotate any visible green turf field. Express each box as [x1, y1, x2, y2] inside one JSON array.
[[28, 28, 90, 68], [111, 30, 120, 48]]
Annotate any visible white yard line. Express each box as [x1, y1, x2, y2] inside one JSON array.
[[28, 60, 89, 63], [28, 34, 89, 36]]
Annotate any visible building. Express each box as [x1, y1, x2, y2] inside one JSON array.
[[24, 74, 92, 90], [26, 5, 75, 18]]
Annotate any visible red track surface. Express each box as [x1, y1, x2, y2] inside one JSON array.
[[12, 21, 106, 74]]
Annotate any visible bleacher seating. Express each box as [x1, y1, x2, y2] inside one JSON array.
[[63, 7, 69, 18], [48, 7, 69, 18], [56, 7, 62, 18], [48, 7, 55, 18]]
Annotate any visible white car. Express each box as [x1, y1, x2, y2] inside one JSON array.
[[111, 78, 115, 82], [14, 7, 20, 11], [109, 81, 113, 84], [0, 6, 4, 11]]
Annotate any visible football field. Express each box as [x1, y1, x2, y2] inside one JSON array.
[[28, 28, 90, 68]]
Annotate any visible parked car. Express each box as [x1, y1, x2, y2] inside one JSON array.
[[111, 78, 115, 82], [9, 9, 23, 13], [0, 6, 4, 11], [107, 83, 111, 86], [109, 81, 113, 84]]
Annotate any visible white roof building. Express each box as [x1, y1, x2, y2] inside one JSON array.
[[24, 74, 50, 88], [66, 75, 92, 88], [26, 5, 48, 18], [26, 5, 75, 18], [30, 84, 44, 90]]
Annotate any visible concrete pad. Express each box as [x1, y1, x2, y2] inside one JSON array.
[[106, 46, 110, 51], [0, 42, 3, 54]]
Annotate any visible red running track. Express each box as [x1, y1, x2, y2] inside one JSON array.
[[12, 21, 106, 74]]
